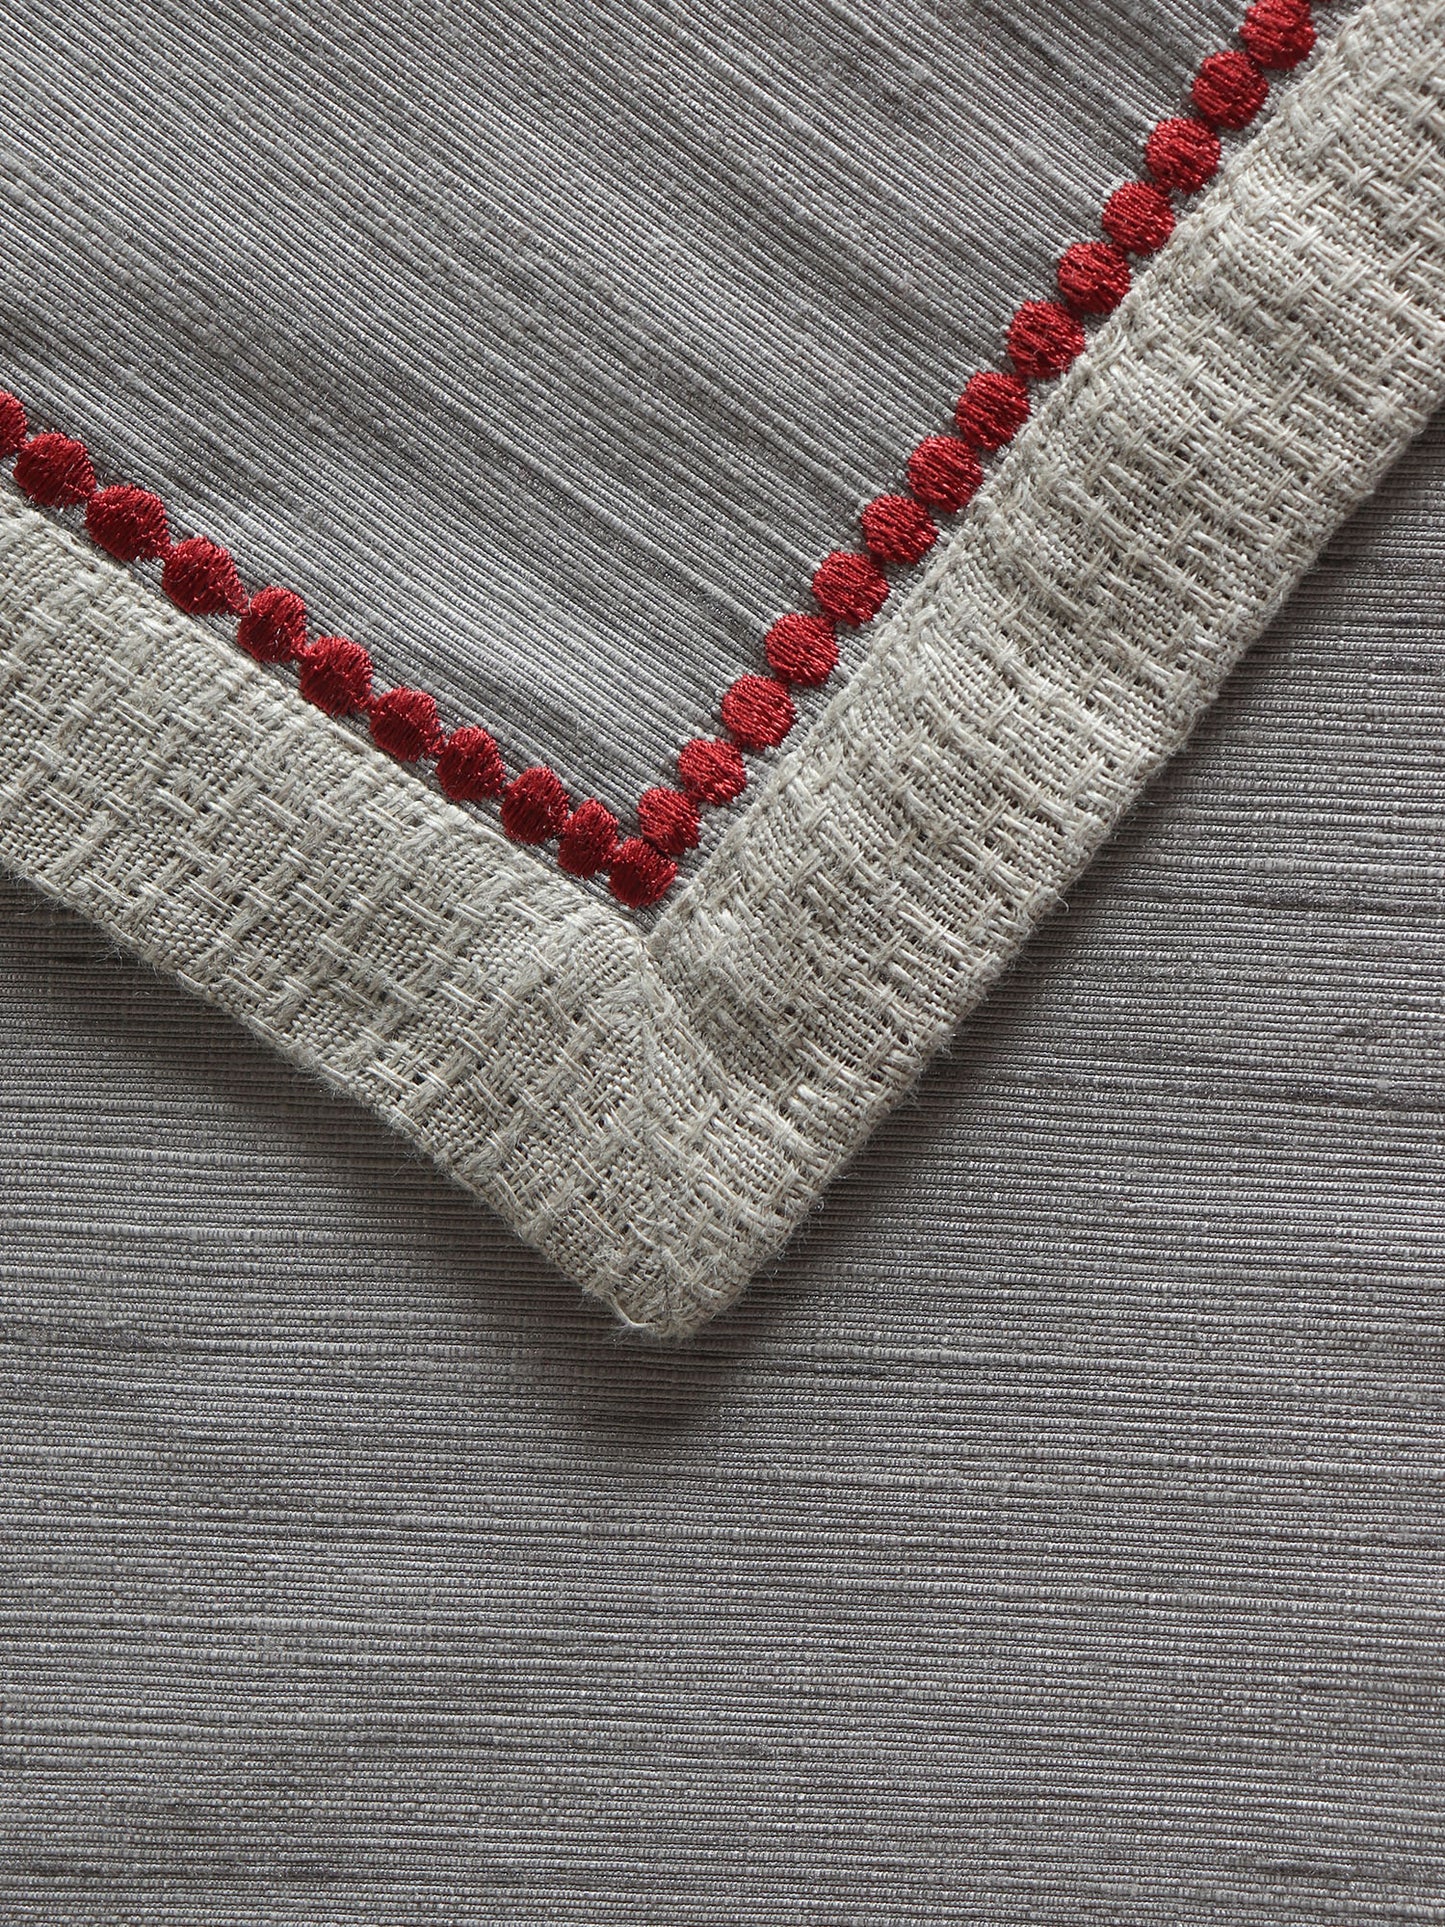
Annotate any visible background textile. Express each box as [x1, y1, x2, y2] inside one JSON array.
[[0, 409, 1441, 1923], [0, 0, 1256, 812]]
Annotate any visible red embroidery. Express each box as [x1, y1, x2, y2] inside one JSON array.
[[369, 686, 443, 762], [1101, 181, 1175, 254], [236, 584, 307, 662], [637, 785, 701, 856], [297, 634, 372, 715], [1144, 116, 1223, 193], [608, 838, 677, 910], [557, 799, 620, 877], [1192, 50, 1270, 127], [812, 550, 890, 625], [161, 535, 246, 616], [500, 765, 570, 844], [1240, 0, 1316, 68], [905, 435, 982, 514], [954, 371, 1031, 452], [0, 0, 1315, 905], [1056, 242, 1132, 315], [0, 393, 27, 459], [86, 484, 169, 561], [435, 725, 506, 803], [15, 432, 96, 508], [721, 676, 796, 751], [677, 737, 747, 805], [861, 494, 937, 567], [1006, 300, 1087, 380], [763, 613, 838, 686]]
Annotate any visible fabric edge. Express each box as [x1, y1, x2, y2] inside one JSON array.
[[0, 0, 1440, 1336]]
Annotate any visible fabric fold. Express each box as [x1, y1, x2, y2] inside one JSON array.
[[0, 0, 1441, 1334]]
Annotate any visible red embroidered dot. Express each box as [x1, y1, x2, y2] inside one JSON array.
[[1006, 300, 1086, 381], [1057, 241, 1131, 315], [0, 393, 28, 459], [1191, 49, 1269, 128], [369, 686, 442, 761], [763, 613, 838, 686], [557, 799, 620, 878], [236, 584, 307, 663], [298, 634, 372, 715], [721, 675, 795, 751], [861, 494, 936, 567], [906, 434, 982, 515], [161, 535, 246, 616], [1145, 116, 1222, 194], [637, 785, 701, 856], [14, 432, 97, 509], [1101, 181, 1176, 254], [954, 371, 1031, 450], [84, 484, 170, 562], [500, 765, 569, 843], [608, 838, 677, 910], [812, 549, 889, 626], [677, 737, 747, 805], [1240, 0, 1315, 69], [435, 725, 506, 803]]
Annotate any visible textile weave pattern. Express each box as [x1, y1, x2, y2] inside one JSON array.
[[0, 0, 1440, 1332], [0, 408, 1443, 1921], [0, 0, 1249, 804]]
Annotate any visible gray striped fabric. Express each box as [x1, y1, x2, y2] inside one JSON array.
[[1, 0, 1440, 1915], [1, 409, 1441, 1923], [0, 0, 1251, 813]]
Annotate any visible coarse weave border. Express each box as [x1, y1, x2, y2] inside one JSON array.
[[0, 0, 1441, 1336]]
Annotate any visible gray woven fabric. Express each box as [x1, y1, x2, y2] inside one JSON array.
[[0, 0, 1249, 808], [2, 0, 1444, 1913], [0, 0, 1438, 1334], [1, 409, 1442, 1924]]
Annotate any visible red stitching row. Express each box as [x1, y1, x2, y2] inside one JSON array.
[[694, 0, 1314, 866], [0, 0, 1314, 908]]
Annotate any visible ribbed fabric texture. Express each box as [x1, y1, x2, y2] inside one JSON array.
[[1, 2, 1443, 1911], [1, 407, 1442, 1925], [0, 0, 1248, 809], [0, 0, 1439, 1333]]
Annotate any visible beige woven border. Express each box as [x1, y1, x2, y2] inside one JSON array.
[[0, 0, 1442, 1335]]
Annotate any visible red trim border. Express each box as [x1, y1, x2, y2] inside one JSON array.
[[0, 0, 1315, 908]]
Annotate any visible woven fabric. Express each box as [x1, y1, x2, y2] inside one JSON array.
[[0, 0, 1247, 806], [0, 0, 1441, 1334], [1, 404, 1443, 1924]]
